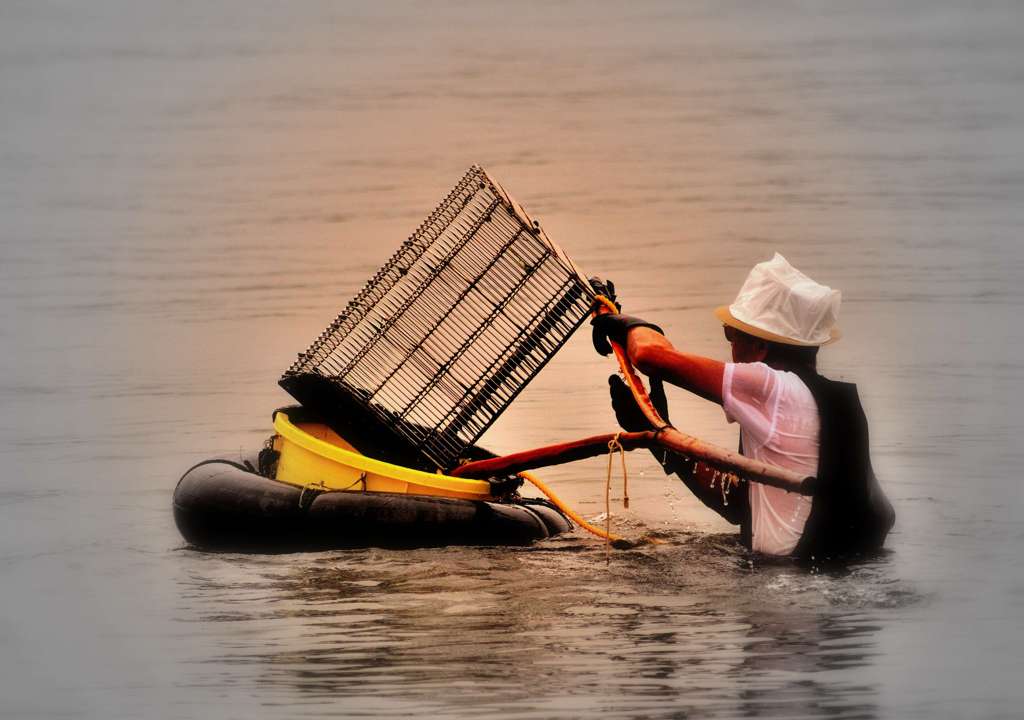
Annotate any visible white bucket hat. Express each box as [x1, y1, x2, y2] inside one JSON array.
[[714, 253, 841, 347]]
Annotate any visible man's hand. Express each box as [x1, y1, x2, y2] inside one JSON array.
[[588, 276, 619, 309], [609, 373, 690, 479], [608, 374, 670, 431], [590, 313, 664, 356]]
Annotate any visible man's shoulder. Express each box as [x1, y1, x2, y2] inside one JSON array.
[[798, 372, 868, 432], [802, 372, 859, 400]]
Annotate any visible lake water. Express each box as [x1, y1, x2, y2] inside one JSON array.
[[2, 2, 1022, 718]]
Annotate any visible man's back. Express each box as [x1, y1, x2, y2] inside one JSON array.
[[792, 371, 896, 559], [724, 361, 819, 555]]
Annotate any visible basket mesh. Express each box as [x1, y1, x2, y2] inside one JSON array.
[[280, 166, 595, 470]]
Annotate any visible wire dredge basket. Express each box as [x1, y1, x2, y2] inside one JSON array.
[[280, 166, 595, 471]]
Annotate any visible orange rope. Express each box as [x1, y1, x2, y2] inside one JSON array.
[[504, 295, 669, 548], [605, 433, 629, 553], [517, 470, 623, 543]]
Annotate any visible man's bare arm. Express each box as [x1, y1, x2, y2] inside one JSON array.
[[626, 328, 725, 405]]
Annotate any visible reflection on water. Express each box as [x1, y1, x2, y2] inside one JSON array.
[[176, 533, 915, 718]]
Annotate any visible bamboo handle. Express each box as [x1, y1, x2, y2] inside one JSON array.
[[451, 429, 813, 494]]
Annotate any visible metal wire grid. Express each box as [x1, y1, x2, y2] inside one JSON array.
[[281, 166, 594, 469]]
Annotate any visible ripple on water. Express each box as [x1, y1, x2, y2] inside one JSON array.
[[170, 526, 922, 718]]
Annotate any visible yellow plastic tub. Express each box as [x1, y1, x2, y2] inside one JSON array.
[[272, 410, 494, 501]]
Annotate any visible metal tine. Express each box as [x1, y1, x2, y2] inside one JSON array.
[[387, 283, 496, 388], [347, 354, 426, 407], [429, 234, 511, 308], [283, 169, 595, 469], [440, 300, 573, 415], [394, 244, 552, 421], [457, 333, 548, 414], [444, 311, 587, 455], [434, 272, 528, 358], [497, 261, 568, 325], [454, 292, 565, 374], [432, 285, 571, 433], [423, 324, 528, 415], [330, 222, 464, 347], [377, 371, 452, 418], [375, 316, 473, 399], [448, 235, 558, 351], [412, 241, 534, 370], [481, 230, 568, 299], [404, 334, 482, 405], [372, 260, 509, 406], [350, 329, 434, 388], [490, 206, 590, 291], [391, 208, 548, 354], [433, 250, 507, 315], [421, 250, 580, 405], [454, 287, 581, 409], [284, 219, 452, 413], [375, 283, 454, 354], [345, 341, 406, 384], [330, 196, 504, 383], [449, 354, 561, 441], [289, 230, 440, 374], [471, 277, 569, 362], [341, 326, 416, 384], [365, 264, 580, 414], [370, 263, 449, 325], [292, 206, 487, 383], [431, 232, 543, 363], [459, 284, 560, 379], [458, 245, 540, 320], [400, 303, 539, 428], [345, 278, 463, 390], [336, 306, 406, 368], [365, 309, 460, 382], [463, 214, 538, 281], [420, 316, 498, 389], [423, 246, 566, 382], [354, 224, 501, 381], [388, 294, 487, 376], [371, 365, 464, 432]]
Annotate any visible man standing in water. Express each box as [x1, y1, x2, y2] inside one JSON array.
[[591, 254, 894, 559]]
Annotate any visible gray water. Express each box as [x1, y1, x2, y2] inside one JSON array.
[[2, 2, 1023, 718]]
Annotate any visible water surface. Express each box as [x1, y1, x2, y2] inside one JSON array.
[[2, 2, 1022, 717]]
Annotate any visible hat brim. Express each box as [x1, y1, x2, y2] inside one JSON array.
[[714, 306, 841, 347]]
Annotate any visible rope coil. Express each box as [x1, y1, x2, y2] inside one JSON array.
[[297, 473, 367, 510], [607, 433, 629, 510], [604, 432, 629, 552]]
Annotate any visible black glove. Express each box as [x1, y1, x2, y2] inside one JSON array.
[[588, 276, 619, 309], [590, 313, 664, 356], [588, 276, 621, 354], [608, 374, 670, 432], [609, 374, 683, 476]]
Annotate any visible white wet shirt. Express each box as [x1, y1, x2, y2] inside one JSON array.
[[722, 362, 819, 556]]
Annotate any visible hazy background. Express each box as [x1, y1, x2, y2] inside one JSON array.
[[2, 1, 1022, 718]]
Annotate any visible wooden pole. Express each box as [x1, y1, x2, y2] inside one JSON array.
[[451, 428, 814, 495], [451, 431, 656, 478], [655, 426, 813, 494]]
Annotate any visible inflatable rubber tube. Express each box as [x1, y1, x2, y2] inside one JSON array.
[[173, 459, 571, 552]]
